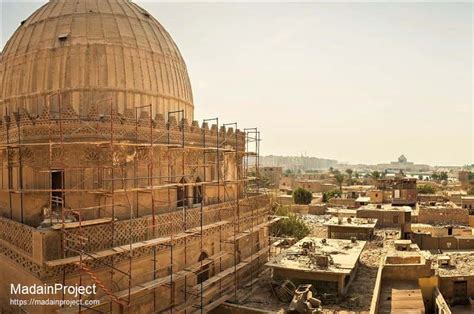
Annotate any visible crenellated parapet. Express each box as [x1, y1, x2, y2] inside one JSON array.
[[0, 107, 247, 152]]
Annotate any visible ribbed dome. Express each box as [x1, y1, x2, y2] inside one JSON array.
[[0, 0, 193, 120]]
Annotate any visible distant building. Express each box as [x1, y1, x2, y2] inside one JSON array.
[[259, 166, 282, 188], [260, 155, 337, 171], [458, 170, 472, 188], [376, 155, 430, 172], [294, 179, 337, 193], [376, 178, 418, 207]]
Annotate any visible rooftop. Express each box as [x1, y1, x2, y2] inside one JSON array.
[[326, 208, 357, 215], [431, 251, 474, 277], [358, 204, 412, 212], [324, 217, 377, 228], [266, 237, 366, 275], [355, 196, 371, 203]]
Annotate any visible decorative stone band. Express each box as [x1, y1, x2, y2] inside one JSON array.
[[0, 194, 270, 280], [0, 107, 246, 151], [0, 217, 33, 256]]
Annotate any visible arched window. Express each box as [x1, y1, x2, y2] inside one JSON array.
[[197, 252, 209, 284], [193, 177, 203, 205], [177, 177, 188, 208]]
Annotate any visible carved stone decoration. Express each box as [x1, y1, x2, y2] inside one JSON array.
[[186, 151, 199, 165], [159, 151, 169, 164], [20, 147, 34, 164], [136, 147, 152, 163], [51, 148, 63, 163], [111, 147, 135, 166], [83, 148, 100, 163], [7, 149, 18, 166]]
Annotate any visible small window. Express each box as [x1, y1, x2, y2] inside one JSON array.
[[58, 33, 69, 42]]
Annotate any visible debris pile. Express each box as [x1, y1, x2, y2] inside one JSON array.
[[285, 239, 337, 270], [288, 284, 323, 314]]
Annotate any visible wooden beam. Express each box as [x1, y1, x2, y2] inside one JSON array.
[[51, 218, 114, 230]]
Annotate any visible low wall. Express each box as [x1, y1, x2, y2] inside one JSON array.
[[369, 258, 384, 314], [411, 232, 474, 250], [382, 262, 434, 280], [418, 194, 448, 203], [329, 198, 356, 208], [433, 286, 452, 314], [308, 204, 327, 215]]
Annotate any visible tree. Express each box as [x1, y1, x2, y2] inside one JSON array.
[[371, 171, 381, 180], [270, 206, 311, 240], [322, 189, 342, 203], [417, 184, 436, 194], [334, 173, 344, 191], [284, 169, 294, 177], [329, 167, 334, 174], [431, 171, 447, 181], [418, 174, 423, 180], [354, 171, 360, 179], [346, 169, 353, 185], [292, 187, 313, 205], [439, 172, 448, 181]]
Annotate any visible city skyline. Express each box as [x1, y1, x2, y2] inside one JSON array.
[[1, 0, 472, 166]]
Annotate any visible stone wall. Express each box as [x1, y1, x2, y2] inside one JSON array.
[[438, 276, 474, 304], [418, 206, 469, 225], [411, 232, 474, 250]]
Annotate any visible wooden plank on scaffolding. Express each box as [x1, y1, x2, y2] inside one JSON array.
[[51, 218, 114, 230], [196, 246, 269, 294], [226, 217, 281, 242], [179, 247, 270, 312], [193, 294, 232, 314], [113, 251, 229, 298], [183, 251, 228, 273]]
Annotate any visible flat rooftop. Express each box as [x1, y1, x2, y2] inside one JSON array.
[[355, 196, 370, 203], [266, 237, 366, 275], [324, 217, 377, 228], [432, 251, 474, 277], [358, 204, 412, 212]]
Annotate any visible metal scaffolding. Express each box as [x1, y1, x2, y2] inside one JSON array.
[[0, 94, 272, 313]]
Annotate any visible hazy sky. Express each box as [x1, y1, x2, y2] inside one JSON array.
[[1, 1, 473, 166]]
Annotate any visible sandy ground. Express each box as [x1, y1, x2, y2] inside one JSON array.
[[242, 215, 399, 313]]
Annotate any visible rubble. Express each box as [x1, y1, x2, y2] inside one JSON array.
[[288, 284, 323, 314]]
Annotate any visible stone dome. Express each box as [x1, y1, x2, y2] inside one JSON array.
[[0, 0, 193, 120], [398, 155, 407, 163]]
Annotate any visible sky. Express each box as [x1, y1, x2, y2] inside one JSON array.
[[1, 1, 473, 166]]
